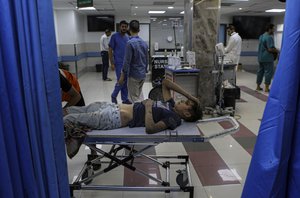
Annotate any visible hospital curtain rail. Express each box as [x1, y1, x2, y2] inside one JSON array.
[[0, 0, 70, 198]]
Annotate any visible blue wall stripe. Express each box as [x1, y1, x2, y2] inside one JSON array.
[[58, 52, 101, 62], [240, 51, 258, 56]]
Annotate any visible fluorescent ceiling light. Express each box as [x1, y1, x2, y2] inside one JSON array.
[[148, 11, 166, 14], [135, 6, 138, 8], [168, 6, 174, 9], [180, 11, 184, 14], [238, 8, 242, 10], [77, 7, 96, 10], [265, 9, 285, 13]]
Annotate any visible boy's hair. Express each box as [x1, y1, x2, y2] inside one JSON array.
[[119, 20, 128, 26], [183, 102, 203, 122], [129, 20, 140, 33]]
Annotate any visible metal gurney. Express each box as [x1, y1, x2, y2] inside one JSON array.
[[69, 116, 239, 198]]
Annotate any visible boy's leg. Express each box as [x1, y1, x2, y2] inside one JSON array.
[[65, 102, 110, 114], [64, 104, 122, 130]]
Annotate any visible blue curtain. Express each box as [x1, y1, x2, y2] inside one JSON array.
[[0, 0, 69, 197], [242, 0, 300, 197]]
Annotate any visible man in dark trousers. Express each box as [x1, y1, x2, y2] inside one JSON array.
[[100, 29, 112, 81]]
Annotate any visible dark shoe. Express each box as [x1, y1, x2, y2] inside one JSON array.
[[122, 100, 132, 104], [256, 86, 263, 91], [111, 96, 118, 104], [64, 122, 90, 158], [103, 78, 112, 81], [265, 84, 270, 93], [65, 137, 85, 159]]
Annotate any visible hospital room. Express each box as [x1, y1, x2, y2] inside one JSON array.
[[3, 0, 300, 198]]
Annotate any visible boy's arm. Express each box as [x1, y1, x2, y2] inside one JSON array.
[[161, 79, 199, 103], [144, 99, 168, 134]]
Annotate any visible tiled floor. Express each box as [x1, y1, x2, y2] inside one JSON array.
[[67, 70, 269, 198]]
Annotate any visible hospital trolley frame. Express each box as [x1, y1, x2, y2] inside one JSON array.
[[69, 116, 239, 198]]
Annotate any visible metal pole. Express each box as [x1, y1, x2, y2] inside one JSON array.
[[74, 44, 78, 78]]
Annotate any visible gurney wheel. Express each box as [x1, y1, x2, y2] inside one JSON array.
[[81, 167, 94, 185], [176, 169, 188, 188]]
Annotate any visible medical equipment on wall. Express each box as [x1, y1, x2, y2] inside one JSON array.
[[186, 51, 196, 67], [154, 42, 159, 51]]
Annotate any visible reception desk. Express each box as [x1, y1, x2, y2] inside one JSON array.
[[165, 66, 200, 101]]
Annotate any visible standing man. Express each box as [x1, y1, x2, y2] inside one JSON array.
[[100, 29, 112, 81], [224, 25, 242, 68], [256, 24, 279, 92], [109, 20, 131, 104], [118, 20, 148, 102]]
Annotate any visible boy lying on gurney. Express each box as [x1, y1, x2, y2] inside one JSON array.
[[63, 79, 203, 158]]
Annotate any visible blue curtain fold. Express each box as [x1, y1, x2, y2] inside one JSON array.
[[0, 0, 69, 197], [242, 0, 300, 197]]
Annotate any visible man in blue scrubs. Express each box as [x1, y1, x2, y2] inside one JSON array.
[[256, 24, 279, 92], [109, 20, 131, 104]]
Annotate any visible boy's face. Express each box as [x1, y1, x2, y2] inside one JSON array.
[[174, 100, 194, 117]]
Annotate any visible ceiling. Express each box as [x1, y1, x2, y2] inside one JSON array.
[[53, 0, 286, 17]]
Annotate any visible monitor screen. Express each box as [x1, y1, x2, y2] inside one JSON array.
[[232, 16, 271, 39], [87, 15, 115, 32]]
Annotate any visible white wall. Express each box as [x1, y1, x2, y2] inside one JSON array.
[[56, 14, 151, 44], [115, 16, 150, 24], [220, 15, 232, 24], [273, 15, 285, 50], [218, 14, 285, 66], [54, 10, 285, 68], [54, 10, 86, 44]]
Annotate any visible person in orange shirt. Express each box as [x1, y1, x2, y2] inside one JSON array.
[[59, 68, 85, 107]]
